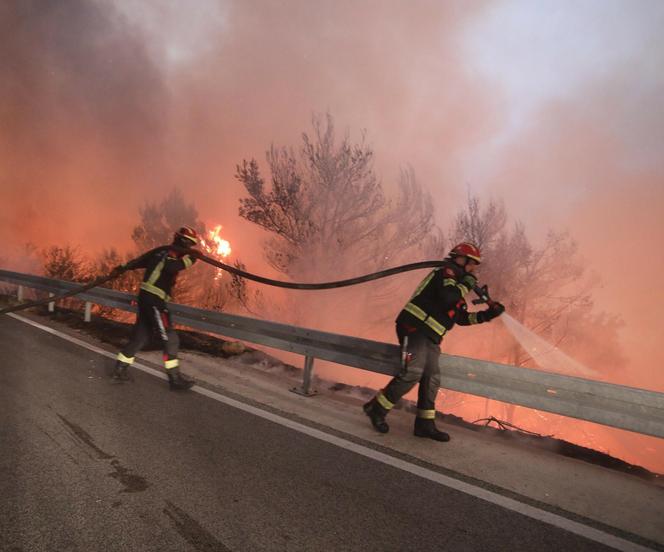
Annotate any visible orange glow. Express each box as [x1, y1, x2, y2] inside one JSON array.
[[200, 224, 232, 279], [203, 225, 232, 258]]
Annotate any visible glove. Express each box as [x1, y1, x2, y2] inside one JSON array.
[[482, 301, 505, 321], [460, 272, 478, 291]]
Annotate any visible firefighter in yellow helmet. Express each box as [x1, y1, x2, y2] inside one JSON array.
[[111, 226, 199, 390], [363, 242, 505, 441]]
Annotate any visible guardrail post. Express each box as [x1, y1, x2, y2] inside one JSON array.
[[17, 285, 23, 302], [48, 293, 55, 313], [291, 355, 317, 396], [84, 302, 92, 322]]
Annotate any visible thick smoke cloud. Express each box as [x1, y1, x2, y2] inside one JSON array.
[[1, 1, 496, 263], [161, 0, 497, 263], [0, 0, 169, 250], [472, 52, 664, 392]]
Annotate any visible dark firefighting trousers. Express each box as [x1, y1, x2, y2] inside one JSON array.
[[376, 330, 442, 420], [116, 290, 180, 370]]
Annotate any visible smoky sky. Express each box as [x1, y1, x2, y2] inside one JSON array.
[[0, 0, 497, 253], [0, 0, 170, 248]]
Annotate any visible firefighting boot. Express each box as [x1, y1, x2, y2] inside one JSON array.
[[363, 398, 390, 434], [167, 368, 195, 391], [414, 417, 450, 442], [111, 361, 132, 383]]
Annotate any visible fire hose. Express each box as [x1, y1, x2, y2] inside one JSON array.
[[0, 245, 495, 315]]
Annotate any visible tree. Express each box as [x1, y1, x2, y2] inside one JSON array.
[[450, 194, 507, 255], [190, 259, 251, 313], [42, 245, 87, 282], [131, 188, 205, 251], [237, 113, 439, 280], [85, 248, 142, 319], [40, 245, 90, 311], [92, 247, 141, 291], [129, 188, 251, 313], [447, 194, 626, 425], [236, 113, 441, 329], [450, 194, 589, 351]]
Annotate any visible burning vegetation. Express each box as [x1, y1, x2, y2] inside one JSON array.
[[4, 112, 658, 473], [200, 225, 232, 280]]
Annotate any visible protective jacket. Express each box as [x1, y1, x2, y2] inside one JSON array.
[[126, 247, 196, 302], [395, 259, 490, 344]]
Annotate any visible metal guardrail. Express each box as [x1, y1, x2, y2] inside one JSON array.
[[1, 268, 663, 439]]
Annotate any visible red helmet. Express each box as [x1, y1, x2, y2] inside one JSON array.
[[174, 226, 198, 245], [449, 242, 481, 263]]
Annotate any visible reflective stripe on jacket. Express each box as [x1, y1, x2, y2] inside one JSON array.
[[127, 247, 196, 301], [395, 260, 483, 344]]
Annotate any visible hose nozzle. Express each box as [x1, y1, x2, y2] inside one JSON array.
[[472, 284, 492, 305]]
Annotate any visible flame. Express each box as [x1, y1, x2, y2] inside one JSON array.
[[204, 225, 232, 258], [200, 224, 232, 280]]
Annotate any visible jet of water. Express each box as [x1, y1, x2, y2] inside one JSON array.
[[500, 313, 598, 378]]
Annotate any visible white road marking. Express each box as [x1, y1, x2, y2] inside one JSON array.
[[8, 313, 656, 552]]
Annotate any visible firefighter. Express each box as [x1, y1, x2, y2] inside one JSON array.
[[363, 242, 505, 441], [111, 226, 200, 390]]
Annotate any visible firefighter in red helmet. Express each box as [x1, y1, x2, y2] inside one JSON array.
[[363, 242, 505, 441], [111, 226, 199, 390]]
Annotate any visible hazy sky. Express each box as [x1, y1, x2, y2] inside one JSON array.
[[1, 0, 663, 391]]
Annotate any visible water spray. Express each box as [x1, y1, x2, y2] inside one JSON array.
[[500, 312, 598, 378], [470, 282, 597, 378]]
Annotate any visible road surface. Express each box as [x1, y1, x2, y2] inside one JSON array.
[[0, 314, 654, 551]]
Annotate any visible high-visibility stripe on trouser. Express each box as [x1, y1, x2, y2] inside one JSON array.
[[417, 409, 436, 420], [164, 358, 179, 369], [117, 352, 135, 365], [376, 391, 394, 410]]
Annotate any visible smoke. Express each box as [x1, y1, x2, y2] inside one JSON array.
[[1, 1, 497, 262], [0, 0, 169, 252], [132, 0, 498, 252], [470, 66, 664, 391]]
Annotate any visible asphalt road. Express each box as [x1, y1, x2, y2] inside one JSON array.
[[0, 314, 618, 552]]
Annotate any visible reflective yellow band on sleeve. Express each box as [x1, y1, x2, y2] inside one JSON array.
[[164, 359, 180, 369], [140, 282, 170, 301], [403, 303, 447, 337], [117, 352, 134, 365], [182, 255, 193, 269], [417, 409, 436, 420], [376, 391, 394, 410], [444, 278, 470, 296], [456, 283, 470, 296], [468, 312, 478, 325]]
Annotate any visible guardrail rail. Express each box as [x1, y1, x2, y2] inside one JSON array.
[[1, 268, 663, 439]]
